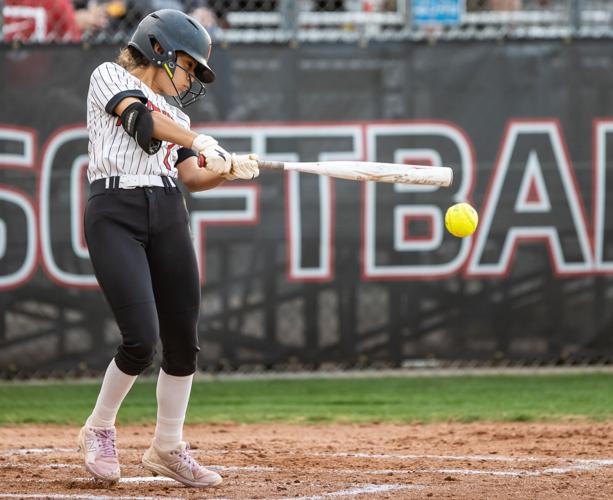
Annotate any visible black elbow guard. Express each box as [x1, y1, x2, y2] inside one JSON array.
[[120, 102, 162, 155]]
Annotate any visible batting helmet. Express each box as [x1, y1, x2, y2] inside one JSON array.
[[129, 9, 215, 85]]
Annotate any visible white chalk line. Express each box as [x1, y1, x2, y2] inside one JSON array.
[[311, 451, 544, 462], [7, 476, 177, 485], [119, 476, 173, 484], [401, 467, 589, 477], [328, 463, 612, 478], [0, 447, 229, 457], [363, 467, 535, 477], [280, 483, 423, 500], [0, 463, 81, 469], [0, 462, 276, 472], [0, 448, 76, 456], [316, 451, 613, 478], [311, 451, 613, 466]]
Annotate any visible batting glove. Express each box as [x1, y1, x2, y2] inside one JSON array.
[[191, 134, 218, 153], [225, 154, 260, 180], [198, 145, 232, 176]]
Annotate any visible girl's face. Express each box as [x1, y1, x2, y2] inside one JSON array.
[[154, 52, 199, 96]]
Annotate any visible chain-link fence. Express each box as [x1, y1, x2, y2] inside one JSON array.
[[3, 0, 613, 45]]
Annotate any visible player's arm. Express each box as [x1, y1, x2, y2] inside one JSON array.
[[112, 97, 259, 180], [113, 97, 196, 149], [176, 155, 225, 192]]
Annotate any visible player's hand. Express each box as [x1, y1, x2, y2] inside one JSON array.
[[225, 154, 260, 180], [191, 134, 218, 153], [198, 145, 232, 176]]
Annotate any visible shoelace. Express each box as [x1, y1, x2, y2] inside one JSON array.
[[94, 429, 117, 458], [178, 444, 200, 472]]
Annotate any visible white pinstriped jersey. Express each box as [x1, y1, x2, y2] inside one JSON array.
[[86, 62, 191, 182]]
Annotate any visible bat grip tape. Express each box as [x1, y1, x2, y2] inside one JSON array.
[[256, 161, 285, 171]]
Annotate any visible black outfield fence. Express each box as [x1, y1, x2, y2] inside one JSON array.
[[2, 40, 613, 376]]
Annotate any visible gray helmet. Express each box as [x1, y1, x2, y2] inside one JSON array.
[[129, 9, 215, 84]]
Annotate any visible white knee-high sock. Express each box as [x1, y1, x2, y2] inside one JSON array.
[[86, 358, 137, 428], [153, 369, 194, 451]]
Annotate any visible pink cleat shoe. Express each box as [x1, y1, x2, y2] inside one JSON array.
[[142, 441, 222, 488], [77, 425, 120, 483]]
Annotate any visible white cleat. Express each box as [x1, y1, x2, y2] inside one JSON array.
[[142, 441, 222, 488], [77, 425, 120, 484]]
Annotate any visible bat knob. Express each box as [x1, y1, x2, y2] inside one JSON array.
[[198, 154, 206, 169]]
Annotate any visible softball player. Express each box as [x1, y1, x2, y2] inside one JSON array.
[[77, 9, 258, 488]]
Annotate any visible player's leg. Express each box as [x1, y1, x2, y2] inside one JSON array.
[[79, 190, 160, 483], [147, 188, 201, 387], [85, 191, 162, 376], [141, 188, 221, 487]]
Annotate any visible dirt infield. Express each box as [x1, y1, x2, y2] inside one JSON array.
[[0, 422, 612, 499]]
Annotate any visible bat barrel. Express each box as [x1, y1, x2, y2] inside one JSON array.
[[256, 160, 453, 187], [288, 161, 453, 187]]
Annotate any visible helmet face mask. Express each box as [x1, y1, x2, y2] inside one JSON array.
[[166, 61, 207, 108], [129, 9, 215, 107]]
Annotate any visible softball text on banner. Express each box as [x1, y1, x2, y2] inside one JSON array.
[[0, 41, 611, 372]]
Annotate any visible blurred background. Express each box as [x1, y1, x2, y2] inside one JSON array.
[[2, 0, 613, 378], [4, 0, 613, 44]]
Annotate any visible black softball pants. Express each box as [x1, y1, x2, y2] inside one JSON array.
[[84, 180, 201, 376]]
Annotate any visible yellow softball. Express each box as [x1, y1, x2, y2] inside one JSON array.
[[445, 202, 478, 238]]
